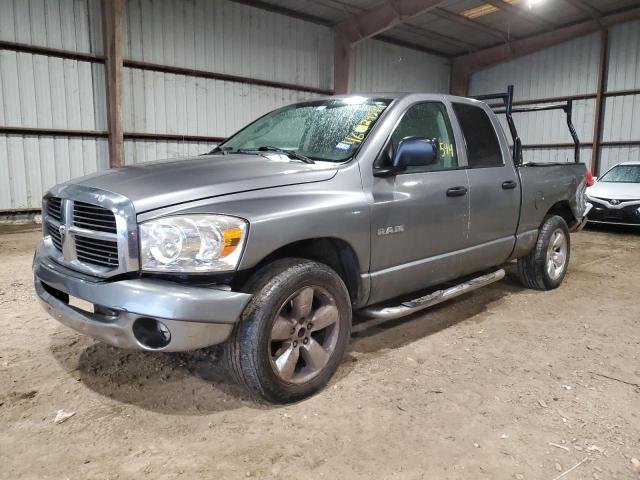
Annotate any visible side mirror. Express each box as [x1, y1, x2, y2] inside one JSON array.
[[392, 137, 438, 172]]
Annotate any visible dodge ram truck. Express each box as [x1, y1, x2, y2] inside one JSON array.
[[34, 86, 591, 402]]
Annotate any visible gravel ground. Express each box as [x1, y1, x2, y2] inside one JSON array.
[[0, 225, 639, 480]]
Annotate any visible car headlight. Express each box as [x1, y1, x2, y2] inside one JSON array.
[[139, 215, 248, 273]]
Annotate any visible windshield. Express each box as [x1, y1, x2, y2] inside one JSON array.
[[599, 165, 640, 183], [214, 97, 391, 162]]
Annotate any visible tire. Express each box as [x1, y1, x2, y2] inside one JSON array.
[[224, 258, 352, 403], [517, 215, 571, 291]]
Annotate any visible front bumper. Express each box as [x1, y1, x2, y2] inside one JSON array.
[[586, 199, 640, 226], [33, 242, 252, 351]]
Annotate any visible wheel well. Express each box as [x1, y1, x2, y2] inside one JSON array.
[[546, 201, 577, 228], [235, 238, 362, 303]]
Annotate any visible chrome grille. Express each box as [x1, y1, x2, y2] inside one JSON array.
[[73, 201, 117, 234], [75, 235, 119, 267], [42, 186, 138, 278], [44, 195, 123, 273], [47, 197, 62, 222], [46, 222, 63, 251], [593, 197, 637, 204]]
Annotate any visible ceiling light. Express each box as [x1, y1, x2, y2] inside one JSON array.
[[461, 0, 519, 19]]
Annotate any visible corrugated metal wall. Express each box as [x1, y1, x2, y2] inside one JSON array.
[[121, 0, 331, 165], [350, 39, 451, 93], [0, 0, 107, 210], [600, 20, 640, 173], [123, 0, 333, 89], [470, 32, 600, 170], [470, 33, 601, 100], [1, 0, 454, 211]]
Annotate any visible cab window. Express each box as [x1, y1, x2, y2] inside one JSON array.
[[452, 103, 503, 168]]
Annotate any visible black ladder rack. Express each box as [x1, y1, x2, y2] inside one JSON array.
[[471, 85, 581, 166]]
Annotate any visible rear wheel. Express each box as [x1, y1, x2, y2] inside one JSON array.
[[225, 258, 352, 403], [517, 215, 570, 290]]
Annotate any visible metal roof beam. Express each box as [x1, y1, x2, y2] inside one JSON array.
[[335, 0, 448, 44], [562, 0, 603, 24], [485, 0, 557, 30], [399, 23, 477, 51]]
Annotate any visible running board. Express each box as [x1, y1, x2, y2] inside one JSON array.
[[360, 269, 505, 320]]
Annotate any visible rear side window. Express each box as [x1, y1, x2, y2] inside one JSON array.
[[453, 103, 503, 168]]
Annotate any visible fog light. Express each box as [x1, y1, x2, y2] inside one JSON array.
[[132, 318, 171, 349]]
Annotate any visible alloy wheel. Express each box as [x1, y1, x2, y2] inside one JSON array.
[[268, 286, 340, 384], [546, 229, 567, 280]]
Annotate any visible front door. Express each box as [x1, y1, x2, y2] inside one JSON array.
[[368, 102, 470, 304]]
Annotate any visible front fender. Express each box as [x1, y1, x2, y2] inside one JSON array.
[[136, 163, 370, 273]]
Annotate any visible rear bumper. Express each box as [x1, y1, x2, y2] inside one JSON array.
[[574, 203, 593, 231], [33, 241, 252, 351]]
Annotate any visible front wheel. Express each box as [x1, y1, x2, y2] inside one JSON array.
[[224, 258, 352, 403], [517, 215, 571, 290]]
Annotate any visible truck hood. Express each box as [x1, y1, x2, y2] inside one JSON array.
[[587, 182, 640, 200], [72, 154, 338, 213]]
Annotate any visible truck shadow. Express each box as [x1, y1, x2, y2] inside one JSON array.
[[49, 266, 525, 414], [50, 338, 258, 414], [350, 267, 524, 355]]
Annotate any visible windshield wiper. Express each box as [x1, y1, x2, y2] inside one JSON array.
[[250, 146, 315, 164], [209, 145, 316, 163]]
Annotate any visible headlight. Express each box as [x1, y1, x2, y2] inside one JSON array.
[[139, 215, 247, 273]]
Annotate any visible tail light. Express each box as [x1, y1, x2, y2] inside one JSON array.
[[586, 170, 595, 187]]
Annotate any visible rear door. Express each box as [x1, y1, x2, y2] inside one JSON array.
[[451, 102, 520, 270]]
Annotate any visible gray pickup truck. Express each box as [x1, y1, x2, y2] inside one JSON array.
[[34, 87, 591, 402]]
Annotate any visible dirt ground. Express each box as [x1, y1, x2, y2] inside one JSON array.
[[0, 225, 639, 480]]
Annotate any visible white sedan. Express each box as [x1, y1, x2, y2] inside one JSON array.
[[586, 161, 640, 226]]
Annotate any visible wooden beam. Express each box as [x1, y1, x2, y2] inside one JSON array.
[[485, 0, 557, 30], [0, 126, 108, 137], [124, 59, 333, 95], [334, 31, 351, 94], [335, 0, 447, 45], [450, 7, 640, 96], [591, 29, 608, 176], [0, 40, 105, 63], [450, 65, 471, 97], [102, 0, 124, 168], [431, 8, 511, 42], [124, 132, 225, 142]]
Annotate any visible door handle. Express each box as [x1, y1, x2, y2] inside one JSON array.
[[446, 186, 468, 197], [502, 180, 517, 190]]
